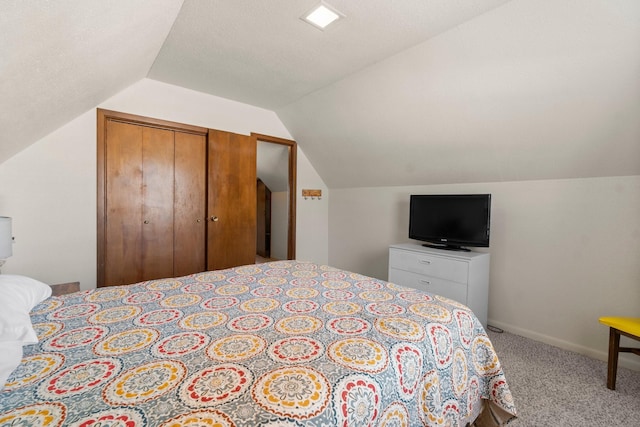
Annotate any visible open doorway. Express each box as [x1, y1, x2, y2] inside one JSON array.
[[253, 134, 296, 263]]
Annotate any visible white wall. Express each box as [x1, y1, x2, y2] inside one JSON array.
[[296, 149, 329, 264], [0, 79, 328, 288], [270, 191, 288, 260], [329, 176, 640, 369], [277, 0, 640, 188]]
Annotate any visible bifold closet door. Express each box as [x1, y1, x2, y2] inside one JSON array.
[[104, 121, 175, 285], [173, 132, 207, 276], [207, 129, 257, 270], [102, 119, 207, 287]]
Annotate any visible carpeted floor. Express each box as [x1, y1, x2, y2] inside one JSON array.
[[488, 330, 640, 426]]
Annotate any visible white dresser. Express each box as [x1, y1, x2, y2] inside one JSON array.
[[388, 243, 490, 327]]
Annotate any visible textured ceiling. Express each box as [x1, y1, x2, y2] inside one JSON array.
[[2, 0, 638, 189], [148, 0, 512, 109], [0, 0, 511, 164], [0, 0, 183, 164]]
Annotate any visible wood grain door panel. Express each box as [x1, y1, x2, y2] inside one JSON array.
[[141, 126, 175, 281], [207, 130, 257, 270], [104, 120, 144, 286], [174, 132, 207, 276]]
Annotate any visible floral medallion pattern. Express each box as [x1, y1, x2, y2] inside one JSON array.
[[134, 309, 182, 326], [38, 358, 121, 400], [158, 409, 235, 427], [152, 332, 210, 358], [227, 314, 273, 332], [1, 261, 515, 426], [323, 301, 362, 316], [374, 317, 425, 342], [0, 402, 66, 427], [409, 302, 453, 323], [69, 408, 147, 427], [32, 321, 64, 340], [285, 287, 318, 299], [327, 338, 388, 374], [207, 334, 267, 362], [89, 305, 141, 324], [4, 353, 65, 391], [93, 328, 159, 356], [43, 326, 107, 351], [201, 297, 239, 311], [325, 317, 370, 336], [103, 360, 186, 406], [390, 342, 423, 401], [179, 311, 228, 330], [282, 299, 319, 314], [124, 290, 164, 305], [85, 287, 129, 303], [240, 298, 279, 313], [332, 373, 381, 427], [179, 364, 253, 408], [251, 366, 330, 420], [268, 336, 324, 364], [160, 294, 202, 308], [31, 298, 62, 315], [48, 303, 99, 320], [274, 315, 323, 335]]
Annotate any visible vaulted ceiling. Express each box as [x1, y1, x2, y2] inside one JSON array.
[[2, 0, 639, 188]]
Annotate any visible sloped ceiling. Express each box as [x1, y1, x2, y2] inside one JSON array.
[[2, 0, 639, 188], [277, 0, 640, 187], [0, 0, 183, 164], [148, 0, 511, 109]]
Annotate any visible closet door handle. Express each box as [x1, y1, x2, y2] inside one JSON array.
[[210, 216, 219, 222], [419, 259, 431, 265]]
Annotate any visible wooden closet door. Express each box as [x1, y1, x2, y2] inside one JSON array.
[[104, 120, 144, 286], [174, 132, 206, 276], [104, 121, 175, 285], [141, 126, 175, 281], [207, 130, 257, 270], [99, 110, 210, 287]]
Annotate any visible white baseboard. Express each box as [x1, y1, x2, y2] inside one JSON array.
[[487, 319, 640, 372]]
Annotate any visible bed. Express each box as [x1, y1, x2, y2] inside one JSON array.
[[0, 261, 516, 426]]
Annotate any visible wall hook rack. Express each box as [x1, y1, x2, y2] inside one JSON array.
[[302, 189, 322, 200]]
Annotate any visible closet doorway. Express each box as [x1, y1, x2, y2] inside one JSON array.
[[253, 134, 296, 261]]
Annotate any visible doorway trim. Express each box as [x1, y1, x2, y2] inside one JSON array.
[[251, 133, 296, 260]]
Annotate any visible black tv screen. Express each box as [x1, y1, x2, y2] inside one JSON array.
[[409, 194, 491, 251]]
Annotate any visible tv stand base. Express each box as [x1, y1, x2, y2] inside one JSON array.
[[421, 243, 471, 252]]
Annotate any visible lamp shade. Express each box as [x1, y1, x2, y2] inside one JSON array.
[[0, 216, 12, 259]]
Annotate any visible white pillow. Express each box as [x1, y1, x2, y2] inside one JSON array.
[[0, 341, 23, 390], [0, 275, 52, 344]]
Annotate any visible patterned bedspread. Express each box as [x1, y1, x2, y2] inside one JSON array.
[[1, 261, 516, 426]]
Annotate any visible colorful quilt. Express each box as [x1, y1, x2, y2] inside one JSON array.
[[0, 261, 516, 426]]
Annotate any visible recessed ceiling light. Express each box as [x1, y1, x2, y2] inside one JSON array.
[[301, 2, 344, 30]]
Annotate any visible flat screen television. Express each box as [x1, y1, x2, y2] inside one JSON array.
[[409, 194, 491, 251]]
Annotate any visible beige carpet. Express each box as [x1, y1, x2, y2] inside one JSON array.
[[488, 330, 640, 426]]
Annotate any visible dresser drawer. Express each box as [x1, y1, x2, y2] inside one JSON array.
[[388, 268, 468, 305], [389, 248, 469, 284]]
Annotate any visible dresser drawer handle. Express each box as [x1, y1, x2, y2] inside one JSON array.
[[419, 279, 432, 285], [418, 259, 431, 265]]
